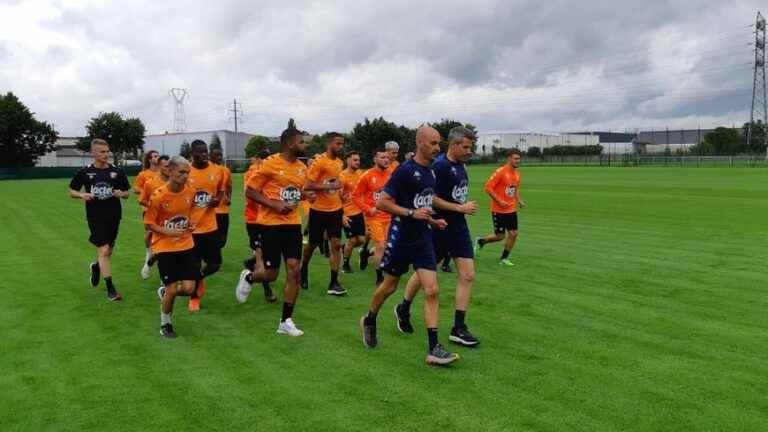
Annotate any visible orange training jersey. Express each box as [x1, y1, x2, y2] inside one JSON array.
[[143, 184, 196, 254], [140, 175, 167, 207], [134, 169, 160, 207], [485, 165, 521, 214], [340, 168, 363, 217], [306, 152, 343, 212], [188, 163, 225, 234], [215, 164, 232, 215], [243, 162, 261, 224], [247, 154, 306, 226], [352, 167, 391, 221]]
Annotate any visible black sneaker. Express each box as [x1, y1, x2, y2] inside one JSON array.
[[107, 289, 122, 302], [89, 262, 100, 287], [360, 316, 377, 348], [425, 344, 460, 366], [359, 248, 370, 270], [342, 261, 353, 274], [441, 262, 453, 273], [394, 303, 414, 334], [243, 257, 256, 271], [160, 323, 177, 338], [327, 282, 347, 296], [263, 283, 277, 303], [449, 326, 480, 347]]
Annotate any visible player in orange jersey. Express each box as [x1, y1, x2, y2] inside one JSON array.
[[474, 148, 526, 267], [235, 127, 314, 336], [240, 149, 276, 303], [385, 141, 400, 172], [187, 140, 226, 311], [144, 156, 199, 338], [139, 154, 170, 279], [352, 148, 391, 285], [134, 150, 160, 270], [211, 148, 233, 248], [300, 132, 347, 296], [339, 151, 366, 274]]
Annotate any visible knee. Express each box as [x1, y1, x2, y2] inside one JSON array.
[[509, 231, 518, 239], [286, 264, 301, 282], [460, 270, 476, 284], [423, 282, 440, 298]]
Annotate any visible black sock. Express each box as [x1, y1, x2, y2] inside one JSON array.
[[262, 281, 271, 291], [454, 310, 466, 329], [244, 257, 256, 271], [105, 277, 115, 292], [364, 310, 377, 326], [400, 298, 412, 311], [427, 328, 439, 350], [375, 269, 383, 284], [147, 256, 156, 266], [343, 256, 350, 266], [501, 249, 510, 260], [478, 238, 486, 246], [281, 302, 294, 322], [245, 272, 255, 284], [330, 270, 338, 284]]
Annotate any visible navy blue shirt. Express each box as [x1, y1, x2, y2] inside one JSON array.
[[383, 159, 436, 244], [431, 153, 469, 224]]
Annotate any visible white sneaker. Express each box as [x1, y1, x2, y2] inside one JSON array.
[[141, 261, 152, 280], [276, 318, 304, 336], [157, 286, 165, 301], [235, 270, 252, 303]]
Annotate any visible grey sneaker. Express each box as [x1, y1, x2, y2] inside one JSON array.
[[360, 316, 377, 348], [425, 344, 460, 366]]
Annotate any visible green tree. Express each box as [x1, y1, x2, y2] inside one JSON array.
[[0, 92, 58, 167], [429, 119, 477, 148], [77, 112, 146, 163], [743, 121, 768, 155], [347, 117, 415, 165], [245, 135, 274, 158], [210, 133, 222, 152], [700, 127, 744, 155], [179, 140, 191, 159]]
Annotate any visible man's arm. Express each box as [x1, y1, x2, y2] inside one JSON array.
[[484, 170, 510, 208], [432, 197, 477, 215]]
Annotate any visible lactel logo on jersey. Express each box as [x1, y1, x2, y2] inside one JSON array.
[[451, 180, 469, 204], [505, 186, 516, 197], [92, 182, 114, 200], [413, 188, 434, 209], [164, 216, 189, 231], [194, 191, 211, 208], [280, 186, 301, 205]]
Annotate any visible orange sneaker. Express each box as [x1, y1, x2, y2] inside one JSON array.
[[188, 297, 200, 312]]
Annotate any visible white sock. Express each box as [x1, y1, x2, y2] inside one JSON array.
[[161, 312, 172, 326]]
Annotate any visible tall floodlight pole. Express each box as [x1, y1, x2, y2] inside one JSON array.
[[169, 88, 188, 132], [747, 12, 767, 154]]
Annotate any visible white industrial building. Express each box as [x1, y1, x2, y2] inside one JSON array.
[[143, 130, 255, 159], [36, 137, 92, 167], [476, 132, 600, 155]]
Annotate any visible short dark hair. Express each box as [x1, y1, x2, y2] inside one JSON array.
[[281, 127, 303, 148], [508, 148, 523, 157], [190, 139, 207, 150], [158, 155, 170, 163], [374, 147, 388, 156], [345, 151, 359, 158], [326, 132, 344, 142]]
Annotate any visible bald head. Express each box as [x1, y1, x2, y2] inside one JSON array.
[[414, 126, 441, 164]]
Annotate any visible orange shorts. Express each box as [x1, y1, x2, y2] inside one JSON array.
[[365, 217, 390, 243]]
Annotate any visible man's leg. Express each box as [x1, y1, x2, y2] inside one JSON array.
[[372, 241, 387, 285], [276, 258, 304, 336], [394, 272, 420, 334], [449, 258, 479, 346], [327, 236, 346, 295], [98, 244, 121, 301], [360, 273, 401, 348], [160, 281, 178, 337], [300, 243, 317, 290], [417, 269, 459, 365], [500, 230, 518, 262]]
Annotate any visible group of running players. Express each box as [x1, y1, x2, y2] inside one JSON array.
[[68, 125, 524, 366]]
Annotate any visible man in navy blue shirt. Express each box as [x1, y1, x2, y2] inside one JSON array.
[[395, 127, 480, 347], [69, 138, 131, 301], [359, 126, 459, 366]]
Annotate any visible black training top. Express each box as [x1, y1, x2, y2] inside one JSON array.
[[69, 164, 131, 220]]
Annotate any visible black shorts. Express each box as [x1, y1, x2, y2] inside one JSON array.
[[261, 225, 303, 269], [493, 212, 518, 234], [193, 231, 223, 265], [433, 219, 474, 260], [246, 223, 263, 250], [380, 235, 437, 277], [156, 249, 201, 285], [216, 213, 230, 247], [87, 217, 120, 247], [343, 213, 366, 238], [308, 208, 343, 244]]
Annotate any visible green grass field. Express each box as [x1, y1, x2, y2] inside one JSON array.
[[1, 166, 766, 431]]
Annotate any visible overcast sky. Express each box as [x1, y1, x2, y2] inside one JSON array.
[[0, 0, 763, 137]]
